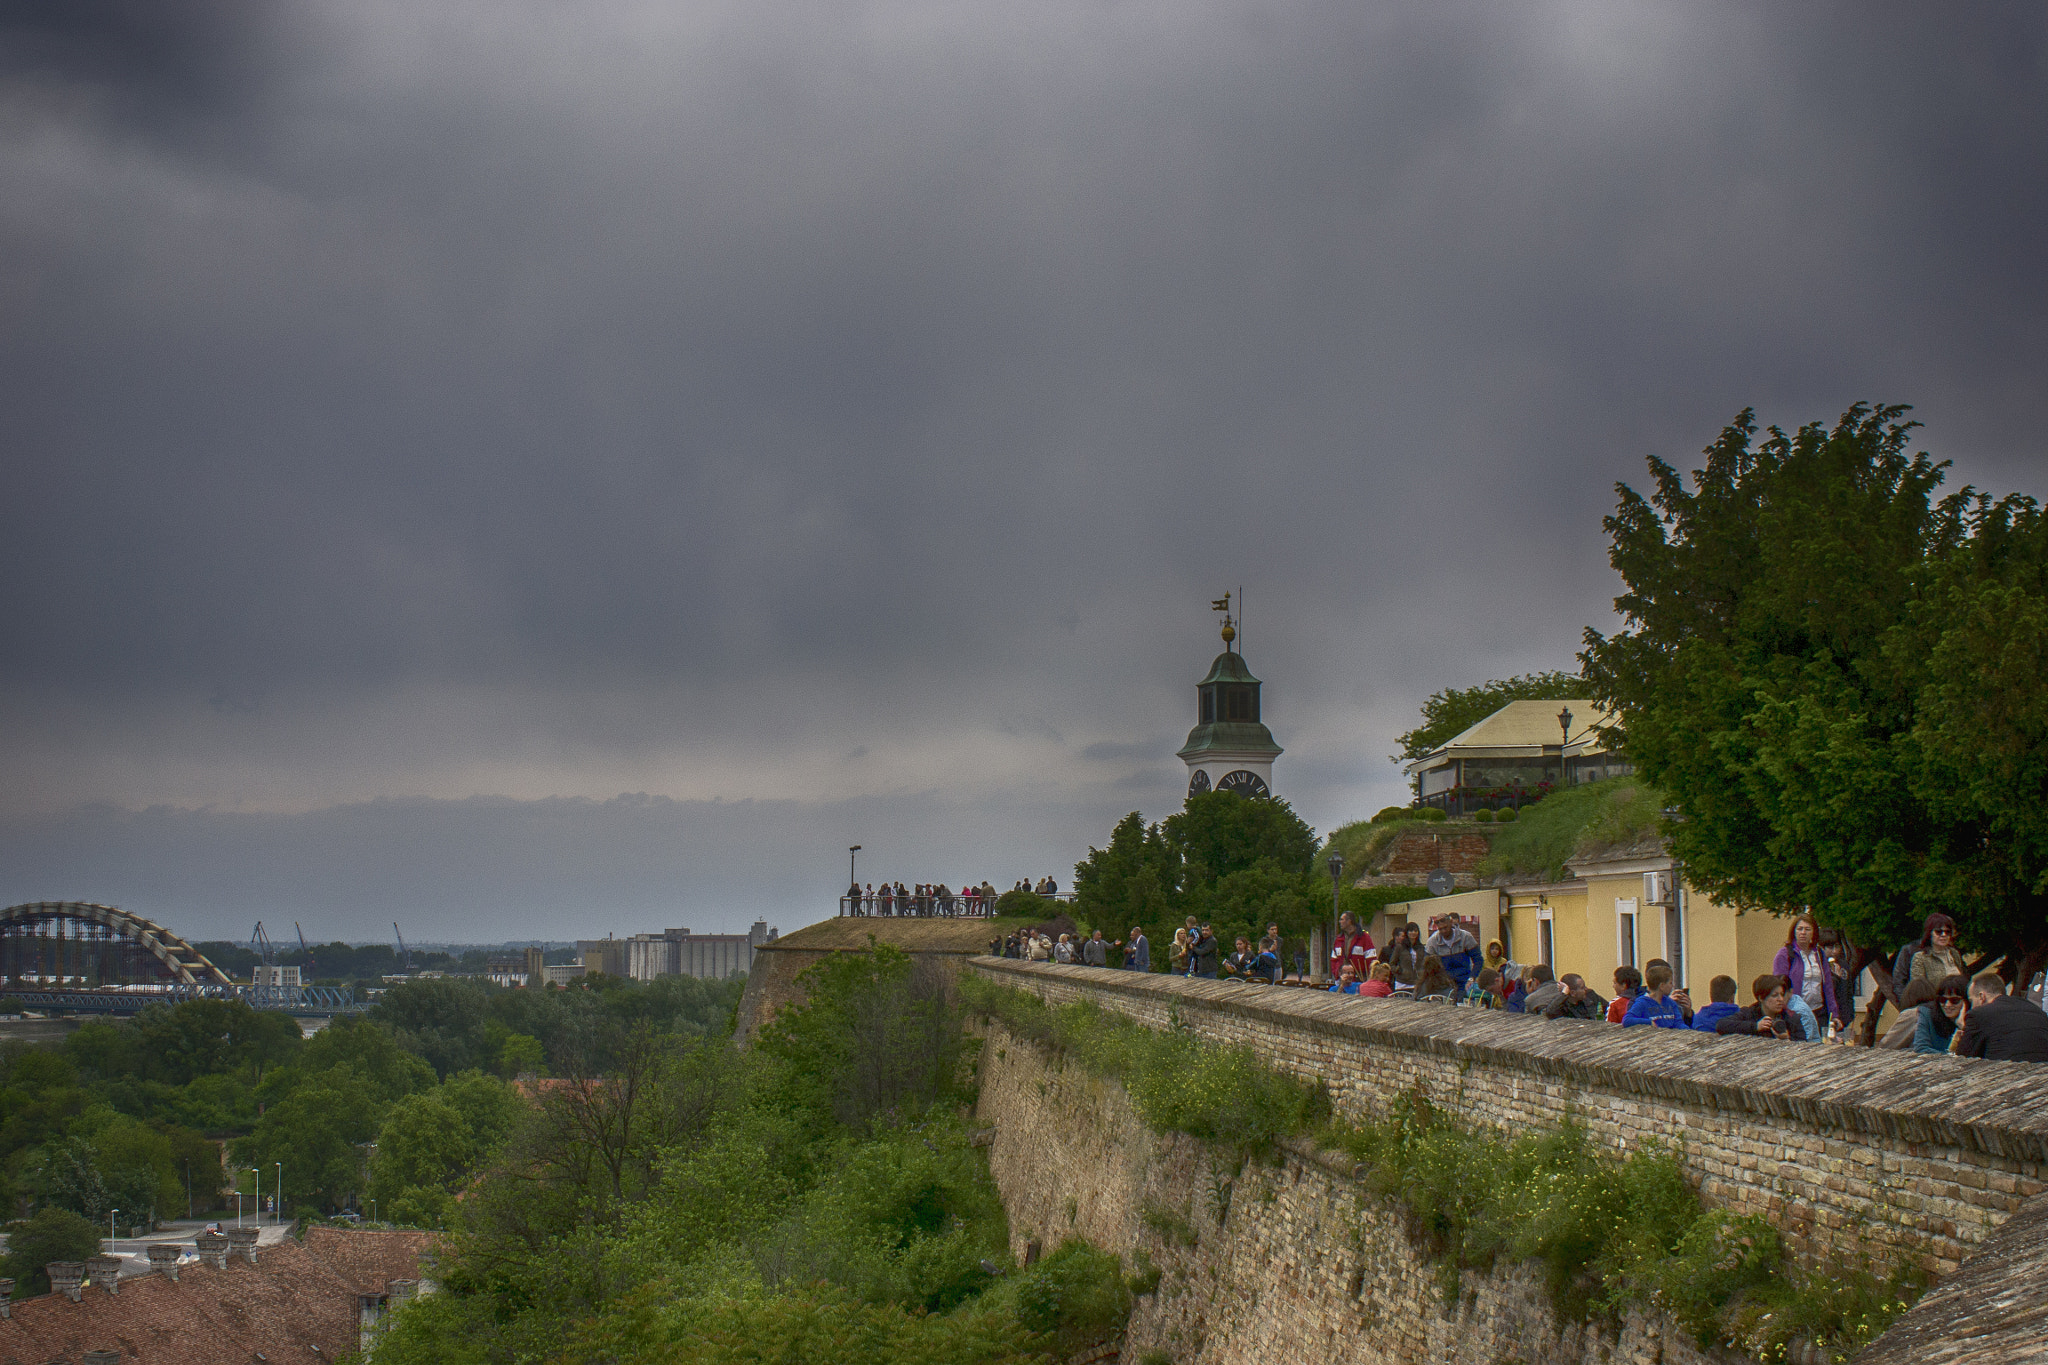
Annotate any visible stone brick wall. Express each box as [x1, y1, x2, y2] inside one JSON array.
[[968, 959, 2048, 1280], [976, 1017, 1741, 1365], [1374, 828, 1495, 877]]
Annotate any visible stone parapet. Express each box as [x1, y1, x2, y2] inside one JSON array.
[[968, 959, 2048, 1277]]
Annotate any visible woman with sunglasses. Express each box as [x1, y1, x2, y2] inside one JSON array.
[[1913, 975, 1970, 1055], [1908, 914, 1969, 994]]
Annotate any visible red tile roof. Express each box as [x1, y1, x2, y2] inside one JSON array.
[[0, 1228, 432, 1365]]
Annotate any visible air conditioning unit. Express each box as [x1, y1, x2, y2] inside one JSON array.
[[1643, 870, 1676, 906]]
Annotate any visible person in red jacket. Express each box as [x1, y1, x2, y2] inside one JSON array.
[[1328, 910, 1376, 981]]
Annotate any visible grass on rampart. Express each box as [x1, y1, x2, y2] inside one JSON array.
[[1475, 776, 1665, 882], [960, 975, 1921, 1364]]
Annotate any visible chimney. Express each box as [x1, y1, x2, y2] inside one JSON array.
[[0, 1276, 12, 1316], [88, 1254, 123, 1292], [387, 1278, 418, 1304], [194, 1232, 229, 1270], [47, 1261, 86, 1301], [417, 1250, 439, 1293], [147, 1243, 182, 1282], [225, 1227, 260, 1263]]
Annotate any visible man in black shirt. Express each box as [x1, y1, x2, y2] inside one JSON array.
[[1956, 973, 2048, 1063], [1542, 973, 1609, 1022]]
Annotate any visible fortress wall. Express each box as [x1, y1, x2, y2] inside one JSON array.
[[976, 1016, 1738, 1365], [968, 958, 2048, 1279]]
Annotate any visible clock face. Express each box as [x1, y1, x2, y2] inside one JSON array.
[[1217, 769, 1269, 798], [1187, 769, 1211, 796]]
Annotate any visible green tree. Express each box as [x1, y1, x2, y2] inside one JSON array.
[[1161, 791, 1316, 889], [1393, 670, 1584, 763], [1582, 403, 2048, 981], [235, 1066, 386, 1212], [1071, 813, 1178, 935], [1, 1206, 100, 1297], [369, 1092, 475, 1227]]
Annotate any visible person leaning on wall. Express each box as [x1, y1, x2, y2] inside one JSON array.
[[1954, 971, 2048, 1063]]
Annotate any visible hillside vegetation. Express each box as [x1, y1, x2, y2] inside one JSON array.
[[1476, 777, 1664, 882]]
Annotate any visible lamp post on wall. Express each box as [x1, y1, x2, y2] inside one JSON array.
[[1557, 706, 1574, 794], [1327, 853, 1346, 984]]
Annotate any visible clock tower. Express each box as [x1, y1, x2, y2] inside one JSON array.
[[1177, 593, 1282, 800]]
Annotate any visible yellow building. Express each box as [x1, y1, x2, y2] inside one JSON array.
[[1381, 843, 1793, 999]]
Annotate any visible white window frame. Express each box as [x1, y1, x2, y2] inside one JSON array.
[[1538, 899, 1555, 968], [1616, 896, 1639, 970], [1664, 884, 1687, 989]]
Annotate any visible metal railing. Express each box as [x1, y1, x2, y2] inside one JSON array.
[[838, 892, 1077, 918], [0, 982, 365, 1016]]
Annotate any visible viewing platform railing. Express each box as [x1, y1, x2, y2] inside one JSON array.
[[838, 892, 1077, 918]]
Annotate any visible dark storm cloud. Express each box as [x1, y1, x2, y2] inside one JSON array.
[[2, 1, 2043, 932]]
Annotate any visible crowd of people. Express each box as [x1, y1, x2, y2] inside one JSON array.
[[841, 876, 1062, 918], [1004, 907, 2048, 1064]]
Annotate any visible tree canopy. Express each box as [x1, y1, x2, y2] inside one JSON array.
[[1072, 791, 1320, 963], [1582, 403, 2048, 975]]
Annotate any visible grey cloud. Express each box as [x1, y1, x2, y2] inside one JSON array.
[[1, 1, 2042, 930]]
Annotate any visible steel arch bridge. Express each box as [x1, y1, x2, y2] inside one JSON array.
[[0, 901, 234, 988]]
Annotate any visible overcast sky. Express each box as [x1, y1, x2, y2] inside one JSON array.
[[2, 1, 2043, 943]]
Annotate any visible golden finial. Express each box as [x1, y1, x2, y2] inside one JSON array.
[[1212, 593, 1235, 647]]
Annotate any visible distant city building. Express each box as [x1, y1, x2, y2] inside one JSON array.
[[577, 936, 627, 978], [1178, 594, 1282, 800], [484, 946, 545, 987], [541, 962, 588, 986], [627, 921, 776, 981], [252, 964, 302, 991]]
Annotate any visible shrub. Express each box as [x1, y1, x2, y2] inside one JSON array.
[[1371, 806, 1417, 823], [1473, 809, 1495, 823], [1496, 807, 1518, 823], [1011, 1240, 1130, 1350], [993, 889, 1047, 918], [1, 1206, 100, 1297], [1416, 807, 1447, 821]]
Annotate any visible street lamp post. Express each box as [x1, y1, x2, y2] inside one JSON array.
[[108, 1208, 118, 1253], [1557, 706, 1574, 794], [250, 1168, 261, 1228], [1327, 853, 1346, 984], [848, 845, 862, 915], [276, 1162, 282, 1225]]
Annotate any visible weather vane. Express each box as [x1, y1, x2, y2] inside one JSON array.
[[1212, 591, 1235, 649]]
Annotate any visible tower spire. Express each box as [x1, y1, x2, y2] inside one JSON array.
[[1211, 592, 1235, 650]]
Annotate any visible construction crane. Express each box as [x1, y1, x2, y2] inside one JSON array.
[[295, 922, 315, 975], [394, 921, 412, 973], [251, 922, 277, 974]]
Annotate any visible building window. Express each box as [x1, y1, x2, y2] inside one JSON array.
[[1201, 689, 1215, 724], [1537, 900, 1555, 969], [1616, 896, 1639, 970]]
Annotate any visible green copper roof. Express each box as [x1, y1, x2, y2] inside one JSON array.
[[1178, 720, 1283, 760], [1196, 651, 1262, 686]]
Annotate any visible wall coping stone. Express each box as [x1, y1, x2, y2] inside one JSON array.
[[1853, 1191, 2048, 1364], [970, 958, 2048, 1163]]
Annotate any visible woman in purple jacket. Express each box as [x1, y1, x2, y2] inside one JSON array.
[[1773, 914, 1845, 1036]]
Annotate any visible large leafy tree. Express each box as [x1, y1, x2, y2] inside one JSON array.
[[1582, 403, 2048, 990], [1393, 670, 1585, 763], [1072, 792, 1319, 965]]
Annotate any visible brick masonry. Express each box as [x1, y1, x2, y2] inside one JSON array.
[[976, 1015, 1743, 1365], [966, 959, 2048, 1283]]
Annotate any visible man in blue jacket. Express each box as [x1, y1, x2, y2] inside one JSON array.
[[1122, 927, 1150, 972], [1425, 914, 1482, 997], [1689, 975, 1741, 1032]]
